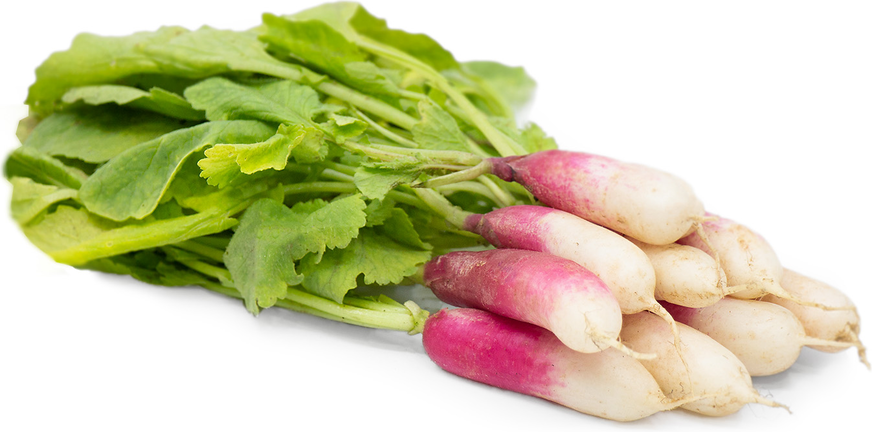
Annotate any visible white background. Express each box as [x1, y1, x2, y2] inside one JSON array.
[[1, 1, 870, 431]]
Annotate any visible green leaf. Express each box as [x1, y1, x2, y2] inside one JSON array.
[[379, 207, 431, 250], [199, 125, 308, 188], [25, 26, 188, 114], [353, 166, 420, 201], [9, 176, 78, 224], [224, 195, 367, 314], [23, 205, 238, 266], [23, 106, 191, 163], [260, 13, 401, 98], [461, 61, 537, 112], [299, 228, 431, 303], [185, 77, 364, 143], [363, 198, 395, 227], [4, 146, 88, 189], [491, 118, 558, 154], [137, 27, 309, 80], [79, 120, 275, 221], [185, 77, 323, 125], [62, 85, 205, 120], [348, 5, 459, 71], [411, 100, 471, 152], [518, 122, 558, 153]]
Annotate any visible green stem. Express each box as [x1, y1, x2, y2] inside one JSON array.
[[316, 81, 419, 131], [436, 181, 502, 206], [343, 296, 411, 314], [320, 161, 357, 177], [413, 188, 473, 229], [320, 169, 354, 182], [284, 181, 358, 196], [189, 236, 231, 251], [178, 257, 427, 333], [477, 176, 516, 207], [252, 63, 419, 131], [342, 141, 418, 163], [280, 181, 428, 211], [175, 240, 226, 263], [369, 144, 482, 166], [353, 108, 419, 148], [356, 37, 525, 157], [420, 160, 494, 188]]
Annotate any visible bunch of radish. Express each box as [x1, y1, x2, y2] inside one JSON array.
[[417, 149, 867, 421]]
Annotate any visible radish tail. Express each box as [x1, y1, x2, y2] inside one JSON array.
[[762, 281, 856, 311], [597, 337, 657, 360], [840, 328, 870, 369], [648, 303, 693, 395]]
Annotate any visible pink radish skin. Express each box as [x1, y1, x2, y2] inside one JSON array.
[[621, 312, 784, 416], [663, 298, 855, 376], [422, 308, 689, 422], [423, 249, 624, 354], [465, 206, 658, 315], [627, 238, 732, 308], [488, 150, 704, 245], [764, 269, 868, 365]]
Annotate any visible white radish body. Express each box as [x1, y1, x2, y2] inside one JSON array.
[[664, 297, 854, 376], [678, 214, 782, 299], [764, 269, 868, 365], [621, 312, 783, 416], [489, 150, 705, 245], [628, 238, 730, 308], [422, 308, 689, 422]]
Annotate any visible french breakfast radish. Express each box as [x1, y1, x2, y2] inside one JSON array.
[[678, 214, 840, 310], [663, 298, 856, 376], [422, 249, 639, 357], [627, 238, 741, 308], [465, 206, 656, 313], [422, 308, 692, 422], [487, 150, 705, 245], [620, 312, 784, 416], [464, 206, 682, 335], [764, 269, 868, 366]]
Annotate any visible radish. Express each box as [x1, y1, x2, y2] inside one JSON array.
[[422, 248, 641, 357], [621, 312, 785, 416], [487, 150, 705, 245], [764, 269, 868, 367], [464, 205, 680, 329], [421, 308, 694, 422], [662, 297, 857, 376], [677, 214, 841, 310], [627, 238, 744, 308]]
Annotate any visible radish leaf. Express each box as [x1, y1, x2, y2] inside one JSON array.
[[224, 195, 367, 314]]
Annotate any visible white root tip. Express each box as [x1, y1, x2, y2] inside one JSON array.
[[648, 304, 694, 395], [600, 337, 657, 360], [751, 394, 792, 413], [764, 282, 854, 311], [843, 328, 871, 369], [800, 336, 863, 352]]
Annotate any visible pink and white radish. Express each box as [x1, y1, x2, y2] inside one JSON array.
[[663, 297, 857, 376], [678, 214, 841, 309], [621, 312, 785, 416], [627, 238, 744, 308], [487, 150, 705, 245], [464, 206, 678, 327], [422, 308, 693, 422], [422, 249, 641, 357], [764, 269, 868, 366]]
